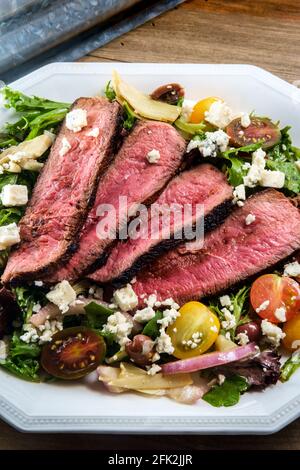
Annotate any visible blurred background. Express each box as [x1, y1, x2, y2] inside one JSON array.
[[0, 0, 185, 83]]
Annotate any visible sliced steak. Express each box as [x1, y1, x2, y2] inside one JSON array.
[[45, 120, 186, 283], [133, 189, 300, 305], [2, 97, 122, 284], [89, 164, 233, 284]]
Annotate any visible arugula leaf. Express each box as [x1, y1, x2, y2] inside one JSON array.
[[0, 133, 19, 150], [142, 310, 163, 339], [266, 159, 300, 193], [209, 286, 250, 339], [1, 87, 70, 144], [9, 332, 41, 358], [203, 375, 249, 407], [12, 286, 46, 323], [84, 301, 115, 329], [0, 357, 40, 382], [1, 87, 69, 112], [0, 207, 23, 225], [280, 350, 300, 382], [222, 156, 247, 187], [123, 101, 137, 130], [104, 80, 116, 101], [174, 117, 207, 136], [222, 142, 262, 158]]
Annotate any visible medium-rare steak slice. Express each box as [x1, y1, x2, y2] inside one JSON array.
[[132, 189, 300, 305], [2, 97, 122, 284], [45, 120, 186, 283], [89, 164, 233, 284]]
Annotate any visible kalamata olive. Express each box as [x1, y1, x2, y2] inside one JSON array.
[[125, 334, 155, 366], [0, 287, 20, 338], [226, 117, 281, 149], [236, 321, 261, 343], [150, 83, 184, 105]]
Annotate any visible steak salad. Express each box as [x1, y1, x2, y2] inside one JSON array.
[[0, 74, 300, 407]]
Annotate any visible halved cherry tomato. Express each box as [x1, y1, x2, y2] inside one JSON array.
[[250, 274, 300, 324], [226, 117, 281, 149], [166, 301, 220, 359], [189, 97, 221, 123], [41, 327, 106, 379], [283, 315, 300, 351]]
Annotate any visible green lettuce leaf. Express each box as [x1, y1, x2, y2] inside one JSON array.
[[142, 310, 163, 339], [203, 375, 249, 407]]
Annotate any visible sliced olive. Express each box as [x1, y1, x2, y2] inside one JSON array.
[[41, 327, 106, 380], [150, 83, 184, 105], [226, 117, 281, 149]]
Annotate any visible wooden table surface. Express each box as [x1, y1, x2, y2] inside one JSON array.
[[1, 0, 300, 451]]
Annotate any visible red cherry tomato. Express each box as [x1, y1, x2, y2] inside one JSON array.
[[250, 274, 300, 324], [41, 327, 106, 379]]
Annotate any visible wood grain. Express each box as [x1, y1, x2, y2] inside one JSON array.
[[1, 0, 300, 451], [82, 0, 300, 83]]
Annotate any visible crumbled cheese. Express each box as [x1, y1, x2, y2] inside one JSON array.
[[243, 148, 266, 188], [204, 100, 233, 129], [1, 184, 28, 207], [147, 149, 160, 164], [66, 108, 87, 132], [181, 99, 196, 121], [242, 162, 251, 170], [102, 311, 133, 350], [59, 137, 71, 157], [221, 307, 236, 330], [32, 303, 41, 313], [155, 330, 174, 355], [147, 364, 162, 375], [151, 352, 160, 362], [144, 293, 158, 308], [187, 130, 229, 156], [236, 332, 249, 346], [217, 374, 226, 385], [0, 223, 20, 250], [133, 306, 156, 323], [245, 213, 256, 225], [20, 319, 63, 345], [261, 319, 285, 347], [160, 297, 180, 310], [219, 295, 232, 307], [157, 308, 180, 330], [233, 184, 246, 205], [46, 280, 76, 314], [113, 284, 138, 312], [256, 299, 270, 313], [34, 280, 43, 287], [283, 261, 300, 277], [240, 113, 251, 128], [260, 170, 285, 188], [236, 200, 244, 207], [130, 277, 137, 284], [274, 306, 286, 322], [182, 331, 202, 350], [0, 338, 9, 360], [86, 127, 100, 138]]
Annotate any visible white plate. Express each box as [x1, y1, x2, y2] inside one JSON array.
[[1, 62, 300, 434]]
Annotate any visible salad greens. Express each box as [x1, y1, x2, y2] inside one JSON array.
[[0, 87, 70, 144], [203, 375, 249, 407], [104, 80, 116, 102], [280, 350, 300, 382], [210, 286, 250, 340], [104, 80, 136, 130], [142, 310, 163, 339], [84, 301, 114, 329]]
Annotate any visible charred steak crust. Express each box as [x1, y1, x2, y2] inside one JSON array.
[[43, 120, 187, 284], [89, 164, 233, 285], [107, 198, 233, 287], [2, 97, 123, 284], [132, 189, 300, 305]]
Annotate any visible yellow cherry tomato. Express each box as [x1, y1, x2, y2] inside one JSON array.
[[167, 301, 220, 359], [283, 314, 300, 351], [189, 96, 221, 124]]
